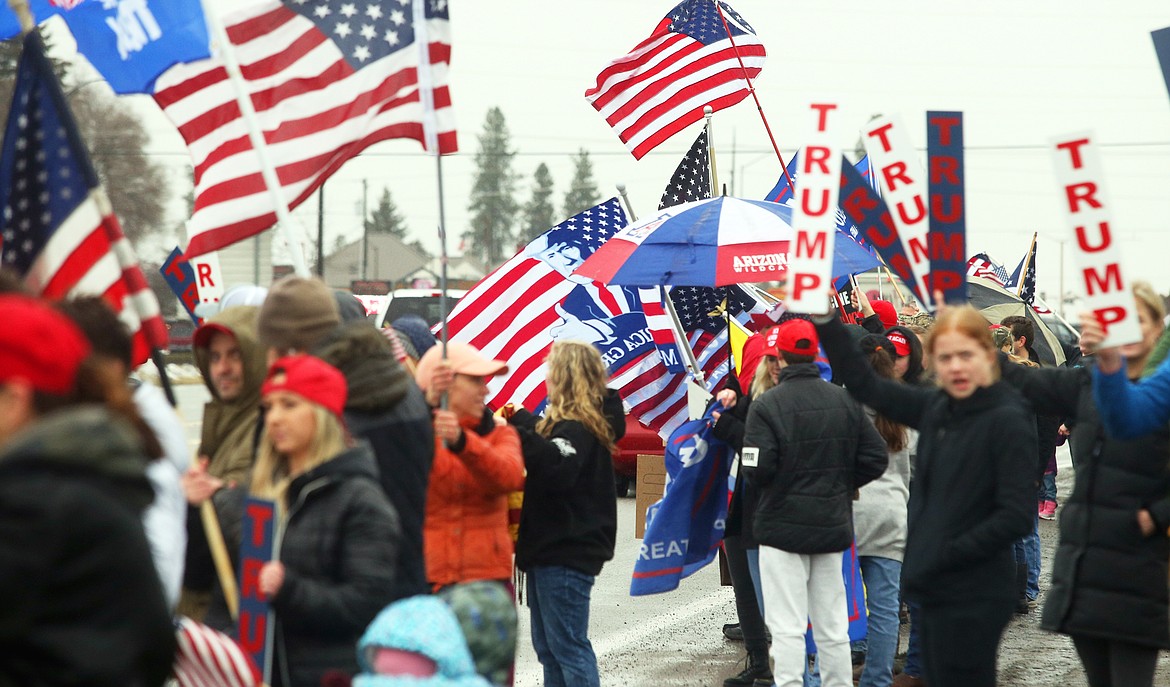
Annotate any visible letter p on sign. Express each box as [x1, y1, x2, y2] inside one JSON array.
[[787, 103, 842, 314]]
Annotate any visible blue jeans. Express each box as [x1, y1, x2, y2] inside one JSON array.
[[858, 557, 901, 687], [1040, 472, 1057, 502], [527, 566, 599, 687], [1011, 511, 1041, 601], [902, 602, 923, 678]]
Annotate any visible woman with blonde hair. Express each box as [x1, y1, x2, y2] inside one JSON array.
[[249, 354, 400, 687], [506, 340, 625, 687], [816, 303, 1036, 687]]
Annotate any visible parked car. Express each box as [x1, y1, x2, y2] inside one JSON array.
[[164, 318, 195, 353], [613, 414, 664, 497], [373, 288, 468, 329]]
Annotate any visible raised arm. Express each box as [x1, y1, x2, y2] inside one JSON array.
[[815, 315, 930, 429], [1093, 360, 1170, 439], [997, 352, 1086, 420]]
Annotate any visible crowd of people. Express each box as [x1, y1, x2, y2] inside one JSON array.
[[1, 270, 1169, 687]]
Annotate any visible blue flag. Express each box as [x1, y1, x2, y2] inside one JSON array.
[[631, 405, 732, 596], [0, 1, 209, 94]]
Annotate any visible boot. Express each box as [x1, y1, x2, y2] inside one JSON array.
[[1014, 562, 1029, 615], [724, 649, 772, 687]]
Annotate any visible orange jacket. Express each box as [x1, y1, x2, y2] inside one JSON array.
[[424, 412, 525, 588]]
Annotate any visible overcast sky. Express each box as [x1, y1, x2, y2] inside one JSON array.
[[49, 1, 1170, 302]]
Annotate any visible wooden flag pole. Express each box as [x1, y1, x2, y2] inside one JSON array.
[[7, 0, 32, 33], [201, 501, 240, 621], [198, 0, 310, 278], [713, 1, 795, 198]]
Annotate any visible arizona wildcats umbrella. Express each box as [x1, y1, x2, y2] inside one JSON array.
[[573, 196, 879, 287]]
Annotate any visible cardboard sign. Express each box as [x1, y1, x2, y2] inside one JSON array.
[[838, 159, 925, 305], [237, 497, 279, 684], [925, 112, 967, 303], [160, 247, 201, 324], [188, 252, 224, 309], [787, 104, 844, 312], [863, 115, 933, 308], [1049, 134, 1141, 347]]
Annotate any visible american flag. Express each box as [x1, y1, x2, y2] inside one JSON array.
[[0, 32, 168, 366], [155, 0, 457, 257], [446, 198, 632, 412], [1007, 235, 1037, 305], [586, 0, 765, 160], [966, 252, 1011, 287], [173, 617, 259, 687]]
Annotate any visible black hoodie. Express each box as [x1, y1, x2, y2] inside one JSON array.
[[509, 390, 626, 576]]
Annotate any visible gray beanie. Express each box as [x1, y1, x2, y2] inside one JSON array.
[[256, 276, 340, 352]]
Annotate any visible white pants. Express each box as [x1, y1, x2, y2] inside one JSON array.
[[759, 546, 852, 687]]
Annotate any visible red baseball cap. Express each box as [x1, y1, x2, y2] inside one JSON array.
[[261, 354, 347, 419], [193, 321, 236, 349], [773, 319, 818, 357], [0, 295, 91, 395], [886, 331, 911, 357]]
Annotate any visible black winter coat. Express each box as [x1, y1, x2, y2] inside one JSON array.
[[207, 445, 401, 687], [313, 321, 435, 602], [0, 408, 175, 687], [743, 363, 888, 553], [509, 390, 625, 576], [817, 317, 1036, 604], [713, 379, 759, 547], [1000, 360, 1170, 648]]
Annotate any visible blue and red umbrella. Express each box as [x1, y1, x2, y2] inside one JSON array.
[[573, 196, 879, 287]]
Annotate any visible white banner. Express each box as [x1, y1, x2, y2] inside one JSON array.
[[1049, 133, 1140, 347], [863, 114, 932, 307], [787, 103, 844, 313]]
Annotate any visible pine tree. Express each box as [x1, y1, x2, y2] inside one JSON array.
[[562, 148, 600, 218], [520, 163, 555, 243], [365, 187, 408, 238], [466, 107, 519, 266]]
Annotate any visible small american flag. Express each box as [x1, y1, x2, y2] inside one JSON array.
[[173, 617, 259, 687], [1007, 236, 1038, 305], [0, 32, 167, 366], [155, 0, 457, 257], [966, 252, 1011, 287], [586, 0, 765, 160]]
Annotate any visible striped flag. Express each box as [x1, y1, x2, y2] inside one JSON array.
[[585, 0, 765, 160], [0, 32, 168, 366], [155, 0, 457, 257], [173, 616, 259, 687], [446, 197, 760, 437], [966, 252, 1011, 287]]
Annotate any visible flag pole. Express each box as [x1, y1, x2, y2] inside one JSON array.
[[618, 186, 703, 382], [6, 0, 32, 33], [705, 107, 719, 197], [199, 0, 310, 278], [713, 0, 795, 198]]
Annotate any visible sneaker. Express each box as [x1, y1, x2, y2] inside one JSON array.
[[1040, 500, 1057, 520]]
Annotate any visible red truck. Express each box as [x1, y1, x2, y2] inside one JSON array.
[[613, 414, 664, 497]]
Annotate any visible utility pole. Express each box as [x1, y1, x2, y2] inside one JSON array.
[[361, 179, 369, 279], [316, 183, 325, 278]]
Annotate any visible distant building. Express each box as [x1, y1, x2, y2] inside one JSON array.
[[323, 234, 431, 289]]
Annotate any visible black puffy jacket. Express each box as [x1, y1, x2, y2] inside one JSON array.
[[818, 316, 1036, 604], [1001, 360, 1170, 648], [743, 363, 888, 553]]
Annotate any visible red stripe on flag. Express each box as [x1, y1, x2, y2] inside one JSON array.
[[40, 227, 110, 299]]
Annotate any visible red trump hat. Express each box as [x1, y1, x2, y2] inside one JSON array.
[[773, 319, 819, 357], [0, 295, 91, 395], [261, 354, 347, 419]]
